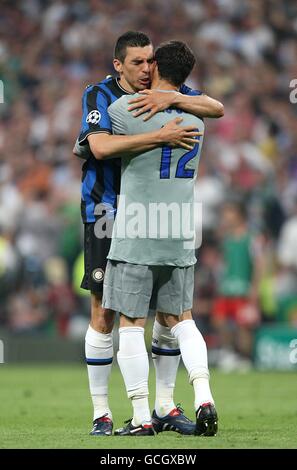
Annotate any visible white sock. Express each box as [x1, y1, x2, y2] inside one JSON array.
[[85, 325, 113, 421], [193, 377, 214, 410], [152, 320, 180, 417], [117, 327, 151, 426], [171, 320, 214, 410]]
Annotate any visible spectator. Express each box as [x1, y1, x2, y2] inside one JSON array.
[[212, 200, 262, 365]]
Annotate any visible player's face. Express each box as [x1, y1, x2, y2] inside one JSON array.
[[114, 45, 154, 93]]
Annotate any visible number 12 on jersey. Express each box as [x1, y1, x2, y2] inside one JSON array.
[[160, 142, 199, 179]]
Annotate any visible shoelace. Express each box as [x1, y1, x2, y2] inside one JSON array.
[[175, 403, 192, 423]]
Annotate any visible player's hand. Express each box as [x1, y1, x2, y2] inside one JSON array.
[[128, 89, 178, 121], [158, 117, 203, 150]]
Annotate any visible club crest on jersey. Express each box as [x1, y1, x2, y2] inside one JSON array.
[[86, 110, 101, 124], [92, 268, 104, 283]]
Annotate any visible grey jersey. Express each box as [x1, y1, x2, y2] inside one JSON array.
[[107, 92, 204, 267]]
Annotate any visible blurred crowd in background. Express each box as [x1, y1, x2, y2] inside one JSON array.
[[0, 0, 297, 365]]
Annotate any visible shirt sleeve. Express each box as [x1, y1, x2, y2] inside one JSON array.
[[108, 97, 129, 136], [179, 83, 203, 97], [78, 85, 112, 144], [73, 138, 92, 160]]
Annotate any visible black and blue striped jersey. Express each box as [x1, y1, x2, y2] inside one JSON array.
[[78, 76, 202, 223], [78, 77, 129, 223]]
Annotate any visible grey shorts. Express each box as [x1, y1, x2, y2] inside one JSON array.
[[102, 260, 194, 318]]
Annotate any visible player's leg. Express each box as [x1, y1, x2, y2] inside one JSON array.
[[82, 224, 115, 435], [102, 261, 154, 436], [150, 267, 194, 435], [116, 314, 153, 435], [156, 266, 218, 436], [86, 293, 115, 435], [152, 312, 198, 434], [152, 312, 181, 418], [161, 310, 218, 436]]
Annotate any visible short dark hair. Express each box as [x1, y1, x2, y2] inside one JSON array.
[[114, 31, 152, 62], [154, 41, 196, 87]]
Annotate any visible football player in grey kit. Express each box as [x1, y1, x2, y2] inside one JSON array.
[[103, 41, 218, 436]]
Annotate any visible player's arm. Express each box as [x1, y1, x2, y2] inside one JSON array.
[[75, 85, 113, 160], [128, 88, 224, 121], [76, 85, 201, 161], [88, 117, 202, 160], [171, 92, 224, 118]]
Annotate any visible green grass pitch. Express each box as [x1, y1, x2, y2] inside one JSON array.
[[0, 364, 296, 449]]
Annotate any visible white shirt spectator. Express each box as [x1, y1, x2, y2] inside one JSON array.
[[277, 215, 297, 269]]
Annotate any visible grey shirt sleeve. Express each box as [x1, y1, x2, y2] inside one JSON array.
[[108, 96, 132, 136], [73, 138, 93, 160]]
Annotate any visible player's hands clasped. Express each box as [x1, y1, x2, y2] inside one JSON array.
[[158, 117, 203, 150], [128, 89, 178, 121]]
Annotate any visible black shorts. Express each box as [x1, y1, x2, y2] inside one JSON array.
[[80, 223, 111, 293]]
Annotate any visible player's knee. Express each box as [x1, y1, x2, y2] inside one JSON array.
[[91, 314, 115, 333], [119, 314, 146, 329], [158, 310, 193, 329], [90, 297, 115, 333], [91, 318, 114, 334], [158, 313, 179, 329]]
